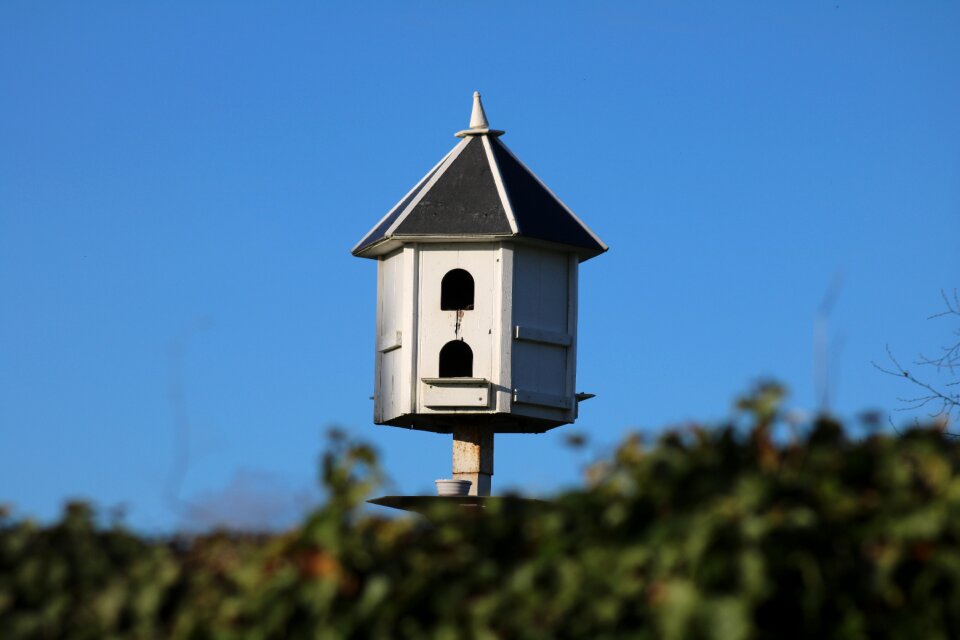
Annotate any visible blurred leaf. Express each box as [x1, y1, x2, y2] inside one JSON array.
[[2, 386, 960, 637]]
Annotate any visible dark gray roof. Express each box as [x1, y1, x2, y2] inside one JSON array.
[[352, 118, 606, 261], [393, 137, 511, 238]]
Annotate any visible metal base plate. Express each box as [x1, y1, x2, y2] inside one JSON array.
[[367, 495, 545, 515]]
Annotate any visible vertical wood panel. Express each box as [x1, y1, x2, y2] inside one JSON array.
[[494, 243, 513, 413], [374, 257, 384, 423], [416, 244, 497, 414], [402, 245, 419, 417], [565, 254, 579, 421], [378, 251, 404, 422], [511, 246, 572, 416]]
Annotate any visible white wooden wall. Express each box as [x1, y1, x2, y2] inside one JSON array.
[[509, 246, 578, 423], [416, 244, 503, 415], [375, 247, 418, 423], [373, 241, 579, 429]]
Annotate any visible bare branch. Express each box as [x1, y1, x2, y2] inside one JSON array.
[[928, 288, 960, 320], [875, 344, 960, 423], [876, 291, 960, 431]]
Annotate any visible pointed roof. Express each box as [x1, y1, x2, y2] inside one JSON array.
[[352, 92, 607, 261]]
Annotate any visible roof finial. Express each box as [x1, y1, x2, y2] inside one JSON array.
[[469, 91, 489, 129], [455, 90, 505, 138]]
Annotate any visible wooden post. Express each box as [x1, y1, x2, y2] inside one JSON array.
[[452, 426, 493, 496]]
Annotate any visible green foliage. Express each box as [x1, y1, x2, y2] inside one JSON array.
[[3, 393, 960, 638]]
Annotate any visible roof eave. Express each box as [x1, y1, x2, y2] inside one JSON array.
[[352, 233, 608, 261]]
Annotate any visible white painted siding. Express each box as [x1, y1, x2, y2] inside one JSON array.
[[372, 241, 580, 431], [375, 247, 422, 424], [400, 246, 420, 419], [416, 245, 498, 414], [492, 244, 513, 413], [376, 250, 405, 422], [510, 246, 578, 422]]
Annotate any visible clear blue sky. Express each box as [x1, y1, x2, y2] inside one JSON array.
[[2, 2, 958, 531]]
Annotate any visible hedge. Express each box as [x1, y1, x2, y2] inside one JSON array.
[[3, 386, 959, 639]]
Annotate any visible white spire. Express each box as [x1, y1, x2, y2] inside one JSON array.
[[469, 91, 489, 129], [455, 90, 505, 138]]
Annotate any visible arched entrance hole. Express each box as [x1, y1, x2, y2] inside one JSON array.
[[439, 340, 473, 377], [441, 269, 474, 310]]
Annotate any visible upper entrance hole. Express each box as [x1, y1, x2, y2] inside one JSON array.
[[441, 269, 474, 311]]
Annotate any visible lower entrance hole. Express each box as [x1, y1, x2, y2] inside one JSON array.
[[439, 340, 473, 377]]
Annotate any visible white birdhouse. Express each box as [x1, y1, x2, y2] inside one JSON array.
[[353, 93, 606, 496]]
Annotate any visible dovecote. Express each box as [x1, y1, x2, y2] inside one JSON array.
[[353, 92, 606, 494]]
